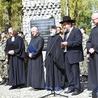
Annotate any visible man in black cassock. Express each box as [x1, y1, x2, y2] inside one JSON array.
[[4, 27, 26, 90], [27, 27, 45, 89], [45, 25, 65, 91], [87, 12, 98, 91]]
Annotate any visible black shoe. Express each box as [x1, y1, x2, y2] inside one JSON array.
[[34, 88, 45, 91], [9, 86, 19, 90], [18, 84, 27, 88], [64, 89, 74, 93], [72, 90, 80, 95]]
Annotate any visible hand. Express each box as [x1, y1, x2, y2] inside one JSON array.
[[8, 50, 14, 55], [86, 54, 90, 60], [89, 48, 95, 54], [61, 42, 68, 48], [29, 53, 32, 58]]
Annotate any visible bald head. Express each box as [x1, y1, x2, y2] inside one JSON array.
[[92, 13, 98, 19], [31, 27, 38, 32], [91, 12, 98, 25]]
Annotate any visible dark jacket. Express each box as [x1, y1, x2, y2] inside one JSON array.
[[65, 27, 84, 64]]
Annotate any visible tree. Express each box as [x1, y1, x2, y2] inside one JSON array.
[[0, 0, 98, 34], [0, 0, 22, 32], [60, 0, 98, 34]]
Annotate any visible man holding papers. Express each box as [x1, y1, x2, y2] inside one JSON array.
[[27, 27, 45, 90]]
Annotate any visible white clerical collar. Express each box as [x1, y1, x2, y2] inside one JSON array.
[[11, 36, 15, 41]]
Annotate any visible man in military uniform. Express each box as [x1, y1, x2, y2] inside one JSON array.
[[79, 26, 89, 82], [0, 30, 8, 85]]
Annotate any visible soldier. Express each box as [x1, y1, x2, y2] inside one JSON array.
[[79, 26, 89, 82], [0, 30, 8, 85]]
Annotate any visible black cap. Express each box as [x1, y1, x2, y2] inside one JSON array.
[[50, 25, 57, 29]]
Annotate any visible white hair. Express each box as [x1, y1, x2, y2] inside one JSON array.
[[8, 27, 14, 32], [31, 26, 38, 32], [92, 12, 98, 19]]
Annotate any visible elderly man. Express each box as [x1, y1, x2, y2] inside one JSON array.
[[4, 27, 26, 89], [45, 25, 65, 91], [27, 27, 45, 90], [87, 12, 98, 91]]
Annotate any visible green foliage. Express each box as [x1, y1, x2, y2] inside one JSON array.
[[0, 0, 22, 32], [60, 0, 66, 16], [0, 0, 98, 34], [60, 0, 98, 35]]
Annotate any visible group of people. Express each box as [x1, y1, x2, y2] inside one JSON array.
[[0, 12, 98, 96]]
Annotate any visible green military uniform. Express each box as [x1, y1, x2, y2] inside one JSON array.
[[0, 30, 9, 85], [80, 34, 89, 76], [0, 38, 8, 80]]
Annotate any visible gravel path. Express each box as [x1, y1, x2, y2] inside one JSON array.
[[0, 84, 92, 98]]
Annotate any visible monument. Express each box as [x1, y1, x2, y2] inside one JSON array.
[[22, 0, 61, 49]]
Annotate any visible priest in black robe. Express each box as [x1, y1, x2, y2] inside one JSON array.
[[45, 25, 65, 91], [27, 27, 45, 89], [4, 27, 26, 90], [87, 12, 98, 90]]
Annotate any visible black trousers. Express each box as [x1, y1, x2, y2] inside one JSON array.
[[64, 53, 81, 91]]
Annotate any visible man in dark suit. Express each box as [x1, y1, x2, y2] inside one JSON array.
[[60, 16, 84, 95]]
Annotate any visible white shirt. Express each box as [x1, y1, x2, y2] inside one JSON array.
[[64, 27, 73, 52], [11, 37, 15, 42]]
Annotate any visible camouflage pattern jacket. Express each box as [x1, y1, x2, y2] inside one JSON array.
[[0, 38, 7, 60]]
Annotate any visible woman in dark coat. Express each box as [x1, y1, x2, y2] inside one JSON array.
[[27, 27, 45, 89]]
